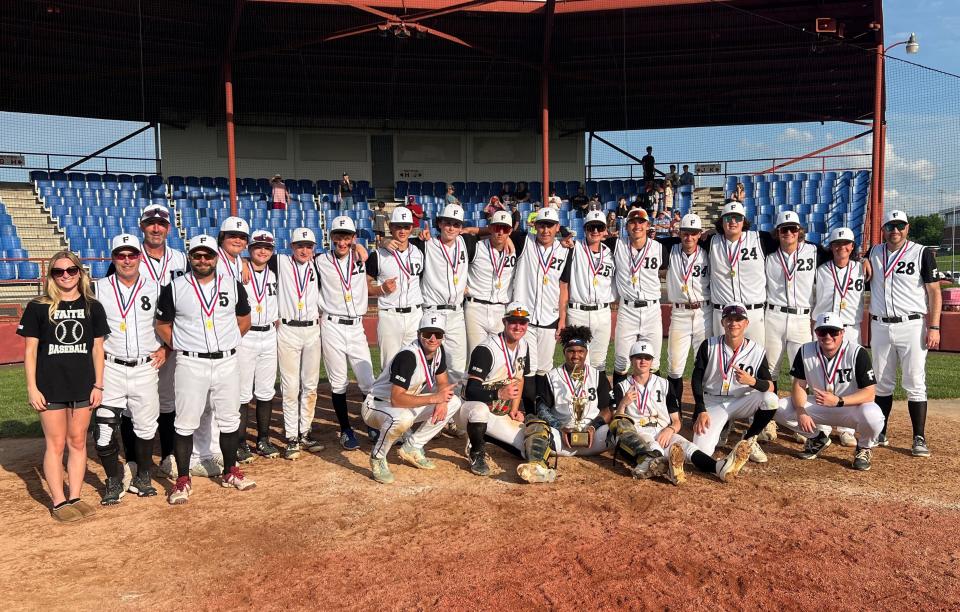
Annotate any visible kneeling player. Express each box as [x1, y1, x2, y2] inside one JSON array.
[[610, 341, 752, 484], [774, 313, 883, 470], [361, 313, 462, 484]]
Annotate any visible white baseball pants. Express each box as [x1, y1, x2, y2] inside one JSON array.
[[631, 425, 699, 461], [566, 305, 612, 371], [764, 308, 813, 381], [774, 396, 883, 449], [277, 323, 322, 440], [465, 300, 506, 356], [666, 305, 712, 378], [614, 302, 662, 374], [191, 404, 222, 463], [377, 308, 421, 370], [425, 306, 467, 386], [362, 395, 462, 460], [173, 353, 241, 436], [526, 325, 558, 375], [238, 327, 278, 403], [458, 401, 608, 457], [103, 359, 160, 439], [870, 317, 928, 401], [713, 305, 765, 345], [693, 391, 779, 455], [321, 316, 375, 395]]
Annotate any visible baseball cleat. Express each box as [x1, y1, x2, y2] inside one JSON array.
[[122, 461, 136, 492], [339, 429, 360, 451], [838, 431, 858, 447], [236, 442, 256, 464], [370, 456, 395, 484], [468, 450, 491, 477], [301, 434, 325, 453], [665, 443, 687, 485], [631, 456, 657, 480], [442, 421, 467, 439], [876, 433, 890, 447], [718, 438, 753, 482], [797, 432, 831, 460], [190, 457, 223, 478], [398, 441, 436, 470], [158, 454, 178, 480], [757, 420, 777, 443], [168, 476, 192, 505], [283, 440, 302, 460], [516, 462, 557, 484], [100, 476, 126, 506], [912, 435, 930, 458], [792, 431, 808, 445], [367, 426, 381, 445], [256, 439, 280, 459], [852, 447, 872, 471], [128, 471, 158, 497], [220, 466, 256, 491], [747, 437, 768, 464]]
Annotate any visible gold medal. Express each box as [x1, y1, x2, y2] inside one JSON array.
[[593, 277, 599, 287], [119, 321, 127, 332], [681, 284, 688, 293], [722, 382, 730, 393], [543, 276, 549, 286], [631, 275, 638, 285], [297, 301, 304, 310], [453, 275, 459, 285], [730, 270, 736, 278], [496, 281, 502, 289], [839, 300, 847, 310], [345, 292, 352, 303], [256, 305, 263, 313], [826, 384, 834, 393], [206, 319, 213, 330]]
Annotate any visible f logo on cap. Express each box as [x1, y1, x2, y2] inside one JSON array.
[[122, 236, 129, 243]]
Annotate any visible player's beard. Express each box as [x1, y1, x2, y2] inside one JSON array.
[[192, 262, 215, 278]]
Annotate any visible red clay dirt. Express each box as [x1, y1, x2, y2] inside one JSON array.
[[1, 392, 958, 611]]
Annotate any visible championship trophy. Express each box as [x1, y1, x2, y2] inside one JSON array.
[[568, 364, 590, 447]]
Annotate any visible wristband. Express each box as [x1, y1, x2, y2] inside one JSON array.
[[836, 397, 844, 407], [93, 385, 104, 391], [929, 326, 940, 330]]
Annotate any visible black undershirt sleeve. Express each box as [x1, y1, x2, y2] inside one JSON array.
[[603, 236, 618, 252], [389, 351, 417, 390], [365, 252, 379, 278], [462, 234, 479, 262], [789, 350, 806, 380], [854, 347, 877, 388], [753, 356, 775, 393], [814, 242, 832, 266], [156, 284, 175, 322], [466, 345, 495, 381], [691, 340, 709, 415], [559, 252, 573, 283], [758, 230, 779, 255], [435, 346, 448, 375], [920, 247, 939, 283], [267, 253, 278, 274], [234, 282, 251, 316], [595, 375, 612, 411], [613, 380, 625, 406], [409, 237, 426, 256], [666, 382, 680, 414], [510, 230, 526, 255]]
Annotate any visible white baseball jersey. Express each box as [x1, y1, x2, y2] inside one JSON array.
[[708, 231, 771, 306], [868, 241, 937, 317], [563, 241, 616, 305], [94, 274, 161, 359], [370, 341, 447, 399], [790, 339, 876, 395], [511, 234, 571, 325], [242, 265, 279, 327], [542, 364, 604, 427], [419, 236, 470, 306], [138, 247, 187, 286], [466, 333, 530, 386], [665, 244, 710, 304], [614, 374, 672, 428], [696, 335, 769, 398], [270, 254, 322, 322], [316, 250, 369, 317], [366, 246, 424, 309], [156, 272, 250, 353], [814, 260, 865, 326], [765, 242, 819, 308], [612, 237, 664, 301], [217, 248, 244, 281], [466, 240, 516, 304]]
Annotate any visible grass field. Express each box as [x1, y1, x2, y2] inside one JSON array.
[[3, 343, 959, 438]]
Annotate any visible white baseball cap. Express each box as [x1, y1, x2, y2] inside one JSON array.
[[775, 210, 801, 228], [249, 230, 276, 248], [489, 210, 513, 227], [883, 209, 909, 226], [583, 210, 606, 226], [535, 207, 560, 224], [680, 213, 703, 231], [290, 227, 317, 245], [629, 341, 655, 358], [503, 301, 531, 321], [391, 206, 414, 225], [419, 312, 447, 333], [110, 233, 142, 253], [721, 201, 746, 217], [140, 203, 171, 224], [220, 216, 250, 236], [438, 204, 465, 223], [815, 312, 844, 331], [329, 216, 357, 235], [828, 227, 855, 244], [188, 234, 217, 254]]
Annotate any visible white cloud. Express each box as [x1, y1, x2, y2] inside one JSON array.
[[737, 137, 768, 153], [884, 141, 936, 182], [779, 127, 814, 143]]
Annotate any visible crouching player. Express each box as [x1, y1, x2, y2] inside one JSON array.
[[773, 312, 883, 470], [360, 313, 462, 484], [610, 341, 752, 484]]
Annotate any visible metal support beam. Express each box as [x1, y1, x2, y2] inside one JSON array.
[[153, 122, 162, 176], [224, 62, 239, 217], [60, 123, 154, 173], [540, 0, 556, 201], [590, 132, 645, 166], [869, 5, 885, 246], [757, 129, 872, 174]]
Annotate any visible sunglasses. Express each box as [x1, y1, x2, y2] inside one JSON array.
[[440, 220, 463, 228], [50, 265, 80, 278], [884, 222, 907, 231], [113, 251, 140, 261], [585, 225, 606, 233], [504, 317, 530, 326], [490, 225, 512, 234], [722, 215, 744, 224], [223, 232, 248, 240], [778, 226, 801, 234], [421, 330, 444, 340], [816, 328, 843, 338], [190, 252, 217, 261], [631, 355, 654, 361], [141, 209, 170, 221]]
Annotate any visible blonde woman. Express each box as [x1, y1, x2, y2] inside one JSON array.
[[19, 251, 108, 522]]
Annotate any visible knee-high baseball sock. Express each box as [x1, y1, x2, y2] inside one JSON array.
[[876, 395, 893, 436], [522, 375, 537, 414], [158, 412, 176, 458], [98, 446, 123, 481], [332, 392, 352, 432], [907, 400, 927, 438], [467, 422, 487, 455], [134, 434, 154, 478], [255, 400, 272, 440], [667, 376, 684, 413], [534, 374, 548, 402], [237, 404, 250, 446], [744, 409, 776, 439], [174, 433, 193, 480], [120, 415, 136, 463], [220, 429, 240, 473], [691, 450, 718, 474]]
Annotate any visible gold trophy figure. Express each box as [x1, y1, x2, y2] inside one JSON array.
[[567, 363, 590, 447]]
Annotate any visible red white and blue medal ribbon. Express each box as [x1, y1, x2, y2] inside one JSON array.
[[718, 338, 745, 389], [561, 365, 587, 400], [818, 344, 846, 392], [883, 242, 909, 279], [391, 248, 413, 280], [250, 268, 269, 313], [536, 241, 557, 283], [489, 242, 507, 289], [290, 258, 310, 309], [498, 333, 518, 379], [582, 242, 603, 286], [630, 239, 652, 283], [110, 275, 144, 331], [330, 250, 355, 301], [416, 344, 441, 391], [631, 376, 652, 417], [778, 248, 798, 284], [140, 251, 169, 283], [680, 246, 699, 294], [188, 273, 221, 327], [726, 236, 744, 276], [831, 262, 853, 306], [439, 239, 461, 284]]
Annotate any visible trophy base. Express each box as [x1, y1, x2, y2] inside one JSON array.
[[569, 431, 590, 447]]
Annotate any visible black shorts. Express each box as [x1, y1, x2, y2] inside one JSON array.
[[45, 400, 92, 410]]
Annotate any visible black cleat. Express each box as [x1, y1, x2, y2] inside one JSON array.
[[100, 476, 125, 505], [128, 472, 158, 497], [797, 431, 832, 460], [256, 438, 281, 458], [852, 447, 872, 471], [469, 450, 491, 477]]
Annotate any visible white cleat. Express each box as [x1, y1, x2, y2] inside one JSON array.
[[719, 438, 754, 482], [517, 462, 557, 484], [665, 443, 687, 485], [158, 454, 178, 479]]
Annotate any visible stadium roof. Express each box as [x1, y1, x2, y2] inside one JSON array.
[[1, 0, 880, 131]]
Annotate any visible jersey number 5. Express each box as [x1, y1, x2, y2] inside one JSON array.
[[218, 292, 229, 307]]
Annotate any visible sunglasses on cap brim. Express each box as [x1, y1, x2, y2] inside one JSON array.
[[141, 209, 170, 221], [250, 234, 275, 246]]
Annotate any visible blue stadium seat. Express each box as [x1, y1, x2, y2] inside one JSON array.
[[17, 261, 39, 280]]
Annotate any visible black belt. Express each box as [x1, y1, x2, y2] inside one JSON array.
[[374, 397, 387, 402], [622, 299, 659, 308], [465, 297, 507, 306], [108, 355, 152, 367], [767, 305, 811, 315], [249, 325, 272, 332], [430, 304, 461, 312], [282, 319, 315, 327], [673, 302, 708, 310], [714, 303, 765, 311], [871, 314, 922, 324], [326, 315, 359, 325], [180, 349, 236, 359], [568, 302, 609, 311], [384, 306, 421, 313]]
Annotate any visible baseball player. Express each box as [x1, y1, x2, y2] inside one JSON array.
[[366, 206, 424, 370], [609, 341, 752, 484], [464, 211, 517, 356], [707, 200, 779, 344], [663, 213, 711, 410], [154, 234, 254, 505], [691, 302, 778, 463], [558, 210, 616, 375], [868, 210, 941, 457], [318, 216, 375, 450], [238, 230, 280, 460], [458, 302, 533, 477], [92, 234, 164, 503], [360, 313, 462, 484], [135, 204, 187, 479], [773, 313, 883, 470], [813, 227, 869, 448], [217, 216, 249, 282]]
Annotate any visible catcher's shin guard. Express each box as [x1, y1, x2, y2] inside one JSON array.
[[517, 415, 557, 483], [609, 413, 654, 465]]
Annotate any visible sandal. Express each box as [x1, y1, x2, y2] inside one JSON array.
[[51, 501, 83, 523], [67, 498, 97, 518]]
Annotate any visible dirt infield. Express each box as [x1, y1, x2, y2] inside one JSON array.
[[2, 392, 959, 611]]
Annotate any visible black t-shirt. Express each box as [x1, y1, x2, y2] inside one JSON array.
[[18, 297, 109, 403]]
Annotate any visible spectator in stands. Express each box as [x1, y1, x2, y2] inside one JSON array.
[[665, 164, 680, 187], [641, 146, 657, 182], [588, 194, 603, 211], [654, 209, 672, 239], [445, 184, 461, 206], [679, 164, 695, 187], [664, 179, 674, 212], [635, 181, 656, 217], [20, 251, 108, 522], [732, 182, 746, 203], [506, 198, 522, 230], [570, 186, 590, 215], [515, 181, 530, 203], [606, 211, 619, 236], [270, 175, 289, 211], [526, 202, 540, 234], [484, 195, 506, 219], [670, 210, 682, 237], [547, 190, 563, 209], [408, 203, 426, 237], [615, 196, 630, 219], [339, 173, 354, 209], [372, 201, 388, 239]]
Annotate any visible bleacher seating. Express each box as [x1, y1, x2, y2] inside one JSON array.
[[0, 197, 35, 280]]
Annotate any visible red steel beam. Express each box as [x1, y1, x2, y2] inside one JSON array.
[[757, 129, 872, 175], [225, 62, 239, 217], [541, 0, 556, 199], [869, 4, 884, 245]]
